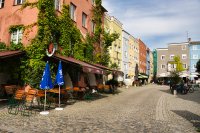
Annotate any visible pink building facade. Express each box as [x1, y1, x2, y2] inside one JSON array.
[[0, 0, 97, 47]]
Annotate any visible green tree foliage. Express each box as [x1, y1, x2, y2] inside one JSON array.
[[196, 59, 200, 73], [110, 63, 119, 70], [169, 55, 185, 85], [169, 55, 185, 73]]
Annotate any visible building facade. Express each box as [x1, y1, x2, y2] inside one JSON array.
[[149, 51, 154, 82], [146, 48, 150, 76], [153, 49, 157, 78], [167, 43, 189, 75], [104, 14, 123, 70], [189, 41, 200, 74], [0, 0, 98, 46], [121, 30, 129, 78], [128, 34, 135, 78], [156, 48, 169, 77], [138, 39, 147, 74], [156, 42, 190, 77]]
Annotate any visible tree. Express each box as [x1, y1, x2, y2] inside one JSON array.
[[169, 55, 185, 85], [196, 59, 200, 73]]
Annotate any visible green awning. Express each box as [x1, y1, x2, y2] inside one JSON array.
[[138, 75, 148, 79]]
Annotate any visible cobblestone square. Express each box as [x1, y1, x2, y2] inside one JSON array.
[[0, 84, 200, 133]]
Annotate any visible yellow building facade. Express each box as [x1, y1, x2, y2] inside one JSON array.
[[104, 13, 123, 70], [128, 35, 135, 77]]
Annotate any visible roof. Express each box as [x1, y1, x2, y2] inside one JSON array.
[[53, 54, 104, 75], [0, 50, 24, 59]]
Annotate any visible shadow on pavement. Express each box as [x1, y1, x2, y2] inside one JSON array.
[[159, 89, 172, 95], [172, 110, 200, 129]]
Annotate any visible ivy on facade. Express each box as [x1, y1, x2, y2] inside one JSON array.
[[9, 25, 25, 33], [10, 0, 119, 88]]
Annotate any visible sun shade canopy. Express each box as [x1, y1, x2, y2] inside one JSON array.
[[53, 54, 104, 74]]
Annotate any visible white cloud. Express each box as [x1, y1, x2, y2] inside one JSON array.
[[102, 0, 200, 49]]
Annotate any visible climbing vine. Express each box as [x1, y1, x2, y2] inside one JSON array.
[[88, 0, 119, 66], [9, 25, 25, 33], [13, 0, 119, 87]]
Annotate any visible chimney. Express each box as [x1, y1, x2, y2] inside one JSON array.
[[188, 38, 191, 42]]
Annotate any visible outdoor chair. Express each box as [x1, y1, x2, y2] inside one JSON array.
[[4, 85, 17, 98], [7, 89, 25, 115], [64, 87, 76, 104], [21, 89, 37, 116]]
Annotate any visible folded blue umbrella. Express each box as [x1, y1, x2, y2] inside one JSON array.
[[54, 61, 64, 86], [40, 61, 53, 90]]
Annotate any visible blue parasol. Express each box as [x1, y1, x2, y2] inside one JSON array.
[[40, 62, 53, 90], [40, 61, 53, 115], [54, 61, 64, 110]]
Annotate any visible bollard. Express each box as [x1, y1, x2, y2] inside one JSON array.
[[173, 89, 177, 96]]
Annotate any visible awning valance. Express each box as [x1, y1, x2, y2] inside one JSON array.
[[0, 50, 24, 59], [53, 54, 104, 74]]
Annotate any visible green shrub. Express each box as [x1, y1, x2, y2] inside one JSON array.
[[9, 42, 24, 50], [0, 42, 6, 50]]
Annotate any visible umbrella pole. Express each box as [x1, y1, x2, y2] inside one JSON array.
[[59, 85, 60, 108], [44, 89, 46, 111]]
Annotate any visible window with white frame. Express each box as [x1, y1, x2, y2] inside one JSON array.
[[161, 55, 165, 60], [170, 54, 174, 60], [182, 45, 186, 50], [161, 64, 165, 69], [15, 0, 25, 5], [182, 54, 187, 59], [193, 54, 198, 59], [171, 64, 176, 69], [11, 29, 23, 44], [70, 3, 76, 21], [0, 0, 5, 8], [54, 0, 60, 11], [183, 64, 187, 69], [82, 12, 87, 28]]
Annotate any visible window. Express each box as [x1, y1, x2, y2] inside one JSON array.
[[183, 64, 187, 69], [170, 54, 174, 60], [114, 45, 117, 51], [193, 45, 197, 50], [182, 54, 187, 59], [91, 0, 95, 5], [15, 0, 25, 5], [125, 51, 128, 58], [182, 45, 186, 50], [161, 55, 165, 60], [193, 54, 198, 59], [0, 0, 4, 8], [82, 12, 87, 28], [91, 21, 95, 33], [193, 64, 196, 69], [54, 0, 60, 11], [161, 64, 165, 69], [70, 3, 76, 21], [11, 29, 23, 44]]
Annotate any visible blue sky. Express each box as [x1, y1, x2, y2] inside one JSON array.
[[102, 0, 200, 50]]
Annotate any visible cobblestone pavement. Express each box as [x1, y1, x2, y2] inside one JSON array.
[[0, 84, 200, 133]]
